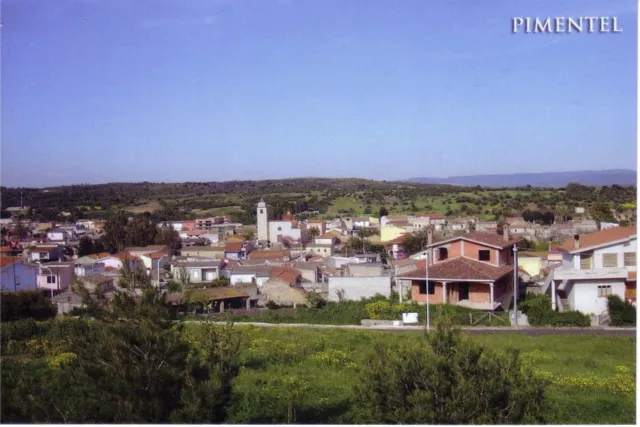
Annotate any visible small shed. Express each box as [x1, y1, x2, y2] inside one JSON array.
[[52, 291, 86, 315]]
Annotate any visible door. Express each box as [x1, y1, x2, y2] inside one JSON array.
[[459, 283, 469, 301]]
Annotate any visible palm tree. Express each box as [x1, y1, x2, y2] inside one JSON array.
[[307, 227, 320, 241]]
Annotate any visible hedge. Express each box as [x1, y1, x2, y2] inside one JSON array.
[[607, 295, 636, 326], [520, 294, 590, 327]]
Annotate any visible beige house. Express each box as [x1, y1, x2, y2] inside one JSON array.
[[181, 246, 225, 260], [306, 243, 334, 257]]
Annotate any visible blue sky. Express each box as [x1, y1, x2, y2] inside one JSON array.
[[1, 0, 637, 187]]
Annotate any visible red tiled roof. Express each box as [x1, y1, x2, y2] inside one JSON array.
[[506, 217, 525, 225], [89, 252, 110, 259], [0, 256, 20, 268], [557, 226, 637, 253], [0, 246, 12, 253], [116, 252, 140, 261], [395, 257, 420, 267], [270, 266, 301, 283], [147, 251, 168, 260], [399, 257, 514, 281], [224, 241, 245, 252], [282, 212, 295, 221]]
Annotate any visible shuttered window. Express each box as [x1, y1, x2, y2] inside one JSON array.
[[624, 252, 636, 267], [602, 253, 618, 268], [598, 285, 612, 297], [580, 254, 593, 270]]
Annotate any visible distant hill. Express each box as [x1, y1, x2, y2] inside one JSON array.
[[407, 169, 637, 188]]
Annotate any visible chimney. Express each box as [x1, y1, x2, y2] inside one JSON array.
[[503, 224, 510, 242], [574, 234, 580, 249], [427, 226, 433, 246]]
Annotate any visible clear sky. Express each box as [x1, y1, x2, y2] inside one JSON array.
[[1, 0, 637, 188]]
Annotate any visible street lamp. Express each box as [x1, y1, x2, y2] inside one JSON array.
[[38, 263, 58, 298], [513, 244, 519, 326], [425, 247, 431, 331]]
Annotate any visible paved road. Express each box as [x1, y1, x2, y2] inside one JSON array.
[[197, 321, 636, 336]]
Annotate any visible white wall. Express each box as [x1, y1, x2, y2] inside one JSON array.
[[268, 221, 301, 243], [257, 203, 269, 241], [328, 276, 391, 301], [568, 279, 626, 315], [591, 240, 637, 271], [230, 273, 256, 286]]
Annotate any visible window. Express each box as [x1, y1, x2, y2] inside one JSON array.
[[624, 252, 636, 267], [47, 275, 56, 284], [193, 271, 200, 278], [598, 285, 612, 297], [260, 209, 264, 214], [479, 250, 490, 261], [602, 253, 618, 268], [419, 281, 435, 295], [438, 247, 448, 261], [580, 253, 593, 270]]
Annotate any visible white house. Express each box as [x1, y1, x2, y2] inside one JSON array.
[[172, 260, 220, 283], [229, 265, 272, 288], [544, 226, 637, 317], [0, 257, 38, 292], [74, 262, 106, 277], [47, 228, 72, 243], [27, 245, 61, 263]]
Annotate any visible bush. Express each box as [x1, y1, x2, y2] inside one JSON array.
[[354, 316, 548, 424], [607, 295, 636, 326], [265, 301, 280, 310], [520, 294, 590, 327], [0, 291, 57, 322]]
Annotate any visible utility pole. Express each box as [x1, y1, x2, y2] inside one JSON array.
[[513, 243, 518, 326], [425, 247, 430, 331]]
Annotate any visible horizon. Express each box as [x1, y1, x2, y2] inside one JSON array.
[[1, 168, 636, 190], [1, 0, 637, 187]]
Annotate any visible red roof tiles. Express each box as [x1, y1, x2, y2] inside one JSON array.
[[400, 257, 514, 281], [557, 226, 637, 253]]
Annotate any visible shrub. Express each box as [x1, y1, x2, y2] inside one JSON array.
[[265, 301, 280, 310], [607, 295, 636, 326], [0, 291, 57, 322], [520, 294, 589, 327], [354, 316, 548, 424]]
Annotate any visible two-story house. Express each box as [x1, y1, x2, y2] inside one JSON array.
[[543, 226, 636, 316], [37, 262, 74, 297], [398, 228, 521, 311]]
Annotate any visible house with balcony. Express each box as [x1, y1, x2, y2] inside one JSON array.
[[397, 228, 521, 311], [27, 245, 61, 263], [543, 226, 637, 316]]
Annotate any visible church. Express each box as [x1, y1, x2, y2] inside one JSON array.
[[256, 199, 302, 244]]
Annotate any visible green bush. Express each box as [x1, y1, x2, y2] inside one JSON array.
[[354, 317, 548, 424], [520, 295, 590, 327], [607, 295, 636, 326], [1, 291, 57, 322]]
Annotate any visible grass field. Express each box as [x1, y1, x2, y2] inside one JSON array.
[[217, 325, 636, 424]]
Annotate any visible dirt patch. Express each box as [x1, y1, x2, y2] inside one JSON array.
[[123, 200, 161, 213]]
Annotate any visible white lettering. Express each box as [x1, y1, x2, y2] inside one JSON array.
[[567, 17, 582, 32], [599, 16, 610, 32], [554, 17, 565, 32], [584, 16, 597, 32], [612, 17, 623, 32], [525, 17, 532, 33], [534, 18, 552, 33], [512, 17, 524, 33]]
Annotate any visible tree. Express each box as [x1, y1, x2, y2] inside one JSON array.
[[589, 201, 615, 223], [155, 224, 181, 253], [400, 228, 429, 255], [307, 227, 320, 241], [378, 206, 389, 218], [125, 215, 158, 248], [78, 236, 94, 257], [103, 211, 129, 253], [354, 315, 547, 424]]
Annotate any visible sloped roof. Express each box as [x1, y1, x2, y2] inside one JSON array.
[[399, 257, 514, 282], [224, 241, 245, 252], [0, 256, 20, 268], [270, 266, 301, 283], [557, 226, 637, 253]]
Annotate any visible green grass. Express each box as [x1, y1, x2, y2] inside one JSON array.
[[205, 326, 635, 424]]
